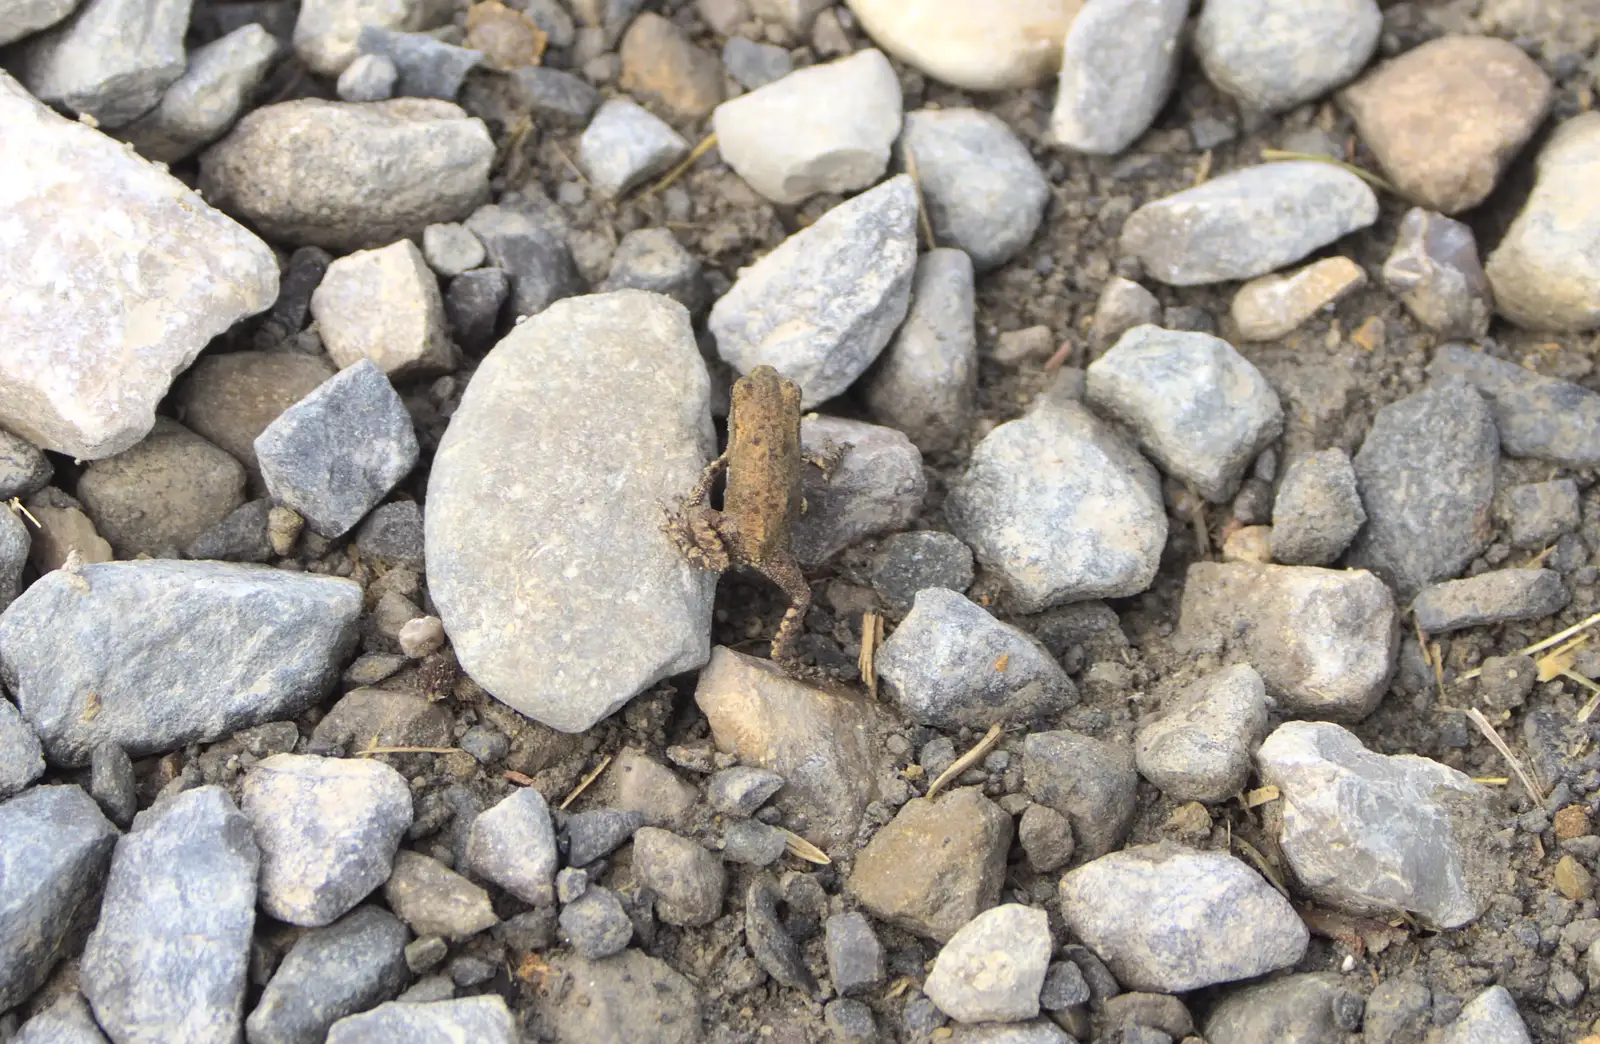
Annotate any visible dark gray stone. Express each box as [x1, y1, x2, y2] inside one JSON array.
[[1428, 344, 1600, 466], [17, 0, 190, 127], [707, 766, 784, 817], [184, 497, 273, 563], [824, 998, 876, 1042], [1476, 654, 1537, 713], [596, 228, 705, 314], [1039, 961, 1090, 1010], [1270, 449, 1366, 566], [722, 37, 793, 89], [0, 507, 27, 611], [325, 996, 517, 1044], [870, 530, 975, 612], [0, 560, 360, 766], [245, 906, 409, 1044], [464, 205, 583, 320], [504, 66, 601, 126], [383, 850, 498, 940], [0, 697, 44, 799], [1503, 479, 1581, 549], [1363, 979, 1431, 1044], [496, 907, 556, 952], [1102, 992, 1194, 1040], [1194, 0, 1380, 113], [0, 429, 53, 501], [1017, 804, 1074, 873], [354, 500, 425, 570], [878, 588, 1076, 730], [1347, 379, 1498, 598], [0, 786, 118, 1010], [1135, 663, 1270, 804], [82, 786, 259, 1042], [565, 808, 644, 867], [746, 874, 817, 993], [632, 827, 725, 927], [88, 742, 136, 828], [1383, 208, 1493, 339], [1023, 730, 1138, 861], [253, 247, 334, 350], [559, 885, 633, 959], [1204, 972, 1362, 1044], [357, 27, 483, 100], [1412, 569, 1570, 633], [722, 819, 787, 866], [465, 786, 558, 906], [793, 415, 926, 567], [825, 911, 885, 996], [255, 359, 420, 539], [12, 991, 108, 1044], [444, 266, 509, 351]]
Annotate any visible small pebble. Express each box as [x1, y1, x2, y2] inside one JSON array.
[[1231, 256, 1367, 341], [465, 0, 546, 72], [383, 849, 499, 940], [311, 239, 454, 377], [722, 818, 788, 865], [618, 12, 723, 121], [632, 827, 726, 927], [1381, 207, 1493, 339], [1051, 0, 1186, 154], [559, 886, 634, 958], [1017, 804, 1074, 873], [1411, 568, 1570, 634], [869, 530, 975, 612], [1430, 344, 1600, 465], [924, 904, 1050, 1024], [721, 37, 793, 90], [1503, 479, 1581, 550], [422, 222, 486, 278], [1091, 278, 1161, 357], [444, 267, 510, 350], [565, 808, 645, 867], [792, 416, 925, 567], [1024, 730, 1138, 860], [596, 227, 706, 314], [578, 98, 688, 199], [357, 26, 483, 100], [1135, 664, 1270, 804], [1269, 449, 1366, 566], [708, 766, 785, 817], [1204, 973, 1363, 1044], [825, 912, 886, 996]]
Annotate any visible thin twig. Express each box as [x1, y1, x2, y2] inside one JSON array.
[[1191, 148, 1213, 186], [7, 497, 38, 527], [356, 745, 458, 756], [1259, 148, 1398, 195], [1234, 836, 1290, 899], [926, 724, 1003, 799], [559, 753, 613, 810], [637, 133, 718, 200], [1465, 707, 1543, 803], [902, 145, 938, 251]]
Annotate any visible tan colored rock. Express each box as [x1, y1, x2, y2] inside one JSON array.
[[848, 787, 1012, 942], [176, 352, 337, 474], [465, 1, 545, 71], [311, 240, 454, 378], [24, 488, 114, 573], [1231, 256, 1367, 341], [846, 0, 1081, 91], [619, 12, 723, 122], [593, 747, 699, 830], [1221, 525, 1272, 563], [696, 646, 885, 850], [1338, 35, 1551, 214], [1485, 112, 1600, 332]]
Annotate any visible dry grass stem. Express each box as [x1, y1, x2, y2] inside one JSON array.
[[638, 133, 719, 200], [357, 745, 457, 755], [926, 723, 1003, 799], [1244, 785, 1280, 808], [902, 145, 938, 251], [1233, 835, 1290, 899], [1465, 707, 1543, 803], [559, 752, 613, 810], [1259, 148, 1398, 195], [859, 611, 884, 698], [1461, 609, 1600, 680]]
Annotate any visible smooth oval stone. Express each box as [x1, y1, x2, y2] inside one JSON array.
[[846, 0, 1081, 91]]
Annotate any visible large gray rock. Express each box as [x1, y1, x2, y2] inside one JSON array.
[[1135, 664, 1270, 804], [0, 697, 45, 799], [1203, 973, 1365, 1044], [1119, 162, 1378, 286], [0, 561, 361, 766], [1257, 721, 1503, 929], [254, 359, 420, 539], [898, 108, 1049, 270], [1347, 379, 1499, 599], [175, 351, 337, 475], [17, 0, 191, 127], [82, 787, 260, 1043], [1059, 843, 1308, 992], [1178, 562, 1397, 721], [326, 997, 517, 1044], [245, 906, 410, 1044], [1194, 0, 1381, 113], [1051, 0, 1187, 155], [0, 786, 118, 1011], [710, 175, 918, 409], [0, 509, 26, 612], [1429, 343, 1600, 466], [877, 588, 1076, 730], [712, 49, 903, 205], [1439, 986, 1531, 1044], [860, 248, 977, 454], [241, 754, 414, 926], [199, 99, 493, 252], [1086, 325, 1283, 502], [1484, 112, 1600, 332], [119, 23, 281, 163], [0, 0, 79, 45], [924, 904, 1051, 1024], [0, 71, 277, 460], [792, 415, 925, 567], [428, 291, 716, 733], [945, 400, 1166, 612]]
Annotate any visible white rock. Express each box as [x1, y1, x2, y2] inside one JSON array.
[[712, 49, 902, 206], [846, 0, 1080, 91], [0, 71, 277, 460], [0, 0, 79, 46], [311, 240, 454, 378], [1051, 0, 1186, 155], [924, 904, 1051, 1024], [295, 0, 432, 75], [578, 98, 689, 200], [1195, 0, 1381, 113]]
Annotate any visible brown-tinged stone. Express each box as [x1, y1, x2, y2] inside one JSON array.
[[1221, 525, 1272, 563], [619, 12, 723, 123], [176, 351, 338, 475], [1555, 805, 1591, 842], [848, 787, 1012, 942], [1556, 855, 1594, 902], [24, 487, 113, 573], [1338, 35, 1552, 214], [465, 1, 546, 71], [1231, 256, 1367, 341], [592, 747, 699, 830]]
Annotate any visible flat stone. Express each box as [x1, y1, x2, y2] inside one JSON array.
[[793, 415, 925, 566], [860, 248, 977, 454], [336, 52, 397, 101], [560, 886, 633, 959], [12, 991, 109, 1044], [1269, 449, 1366, 566], [16, 0, 190, 127], [1195, 0, 1381, 113], [118, 23, 280, 163], [825, 912, 886, 996], [1086, 326, 1283, 502], [309, 687, 452, 759], [1429, 344, 1600, 466], [1382, 208, 1494, 339], [464, 204, 583, 320], [292, 0, 433, 75], [948, 1023, 1072, 1044], [746, 873, 816, 992], [0, 509, 30, 612], [1439, 986, 1531, 1044], [1119, 162, 1378, 286], [712, 49, 902, 205], [925, 904, 1050, 1024], [255, 360, 419, 539], [722, 819, 787, 865], [177, 352, 337, 475], [578, 98, 689, 199], [1136, 664, 1270, 804], [311, 240, 453, 378], [428, 291, 715, 733], [0, 429, 53, 501], [878, 588, 1076, 729], [1257, 721, 1503, 929], [618, 11, 723, 121], [77, 418, 246, 558], [722, 37, 792, 90], [632, 827, 726, 927], [354, 500, 425, 570], [1484, 111, 1600, 332], [845, 0, 1079, 91], [948, 399, 1164, 611], [0, 786, 118, 1010], [1346, 379, 1498, 598], [0, 561, 360, 766], [486, 65, 600, 127], [710, 175, 918, 408], [465, 786, 558, 906], [1503, 479, 1581, 549], [1412, 568, 1569, 633], [0, 0, 79, 45], [422, 223, 484, 278], [357, 27, 482, 100], [1051, 0, 1186, 154], [543, 951, 702, 1044], [245, 907, 409, 1044], [849, 787, 1012, 942], [1231, 256, 1368, 341], [1339, 35, 1552, 215], [23, 488, 111, 573], [596, 228, 705, 314], [870, 530, 975, 612], [242, 753, 413, 926], [696, 646, 885, 850], [199, 98, 493, 252], [1, 72, 277, 460], [1059, 843, 1308, 992], [1178, 562, 1397, 720], [1204, 973, 1365, 1044], [82, 787, 259, 1043], [383, 849, 498, 940], [899, 108, 1049, 270], [1023, 730, 1137, 861], [0, 699, 44, 799], [326, 997, 517, 1044]]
